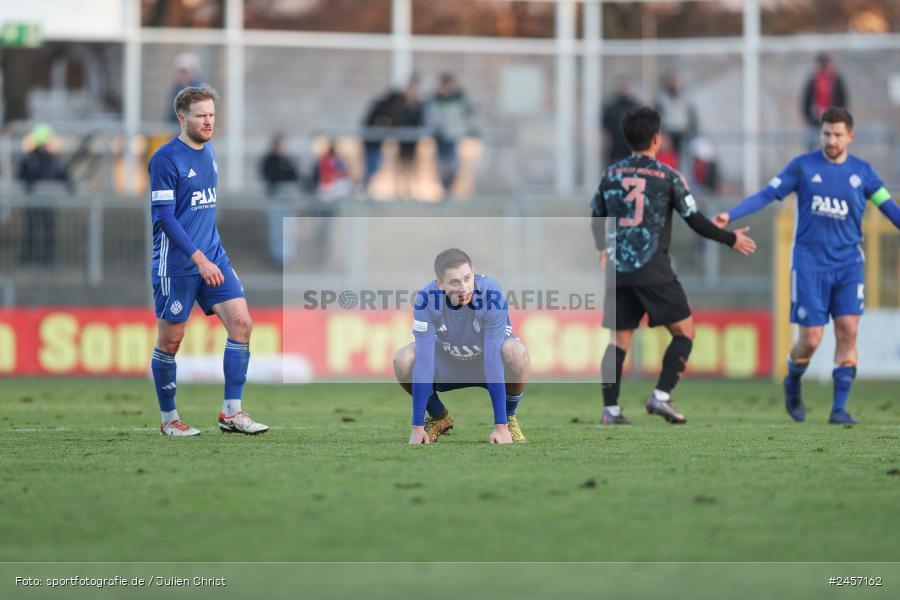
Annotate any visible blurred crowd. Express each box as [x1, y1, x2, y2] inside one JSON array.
[[257, 70, 478, 204], [600, 53, 849, 200], [7, 51, 852, 269]]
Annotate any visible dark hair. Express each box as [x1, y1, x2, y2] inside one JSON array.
[[434, 248, 472, 280], [174, 86, 219, 117], [821, 106, 853, 130], [621, 106, 661, 152]]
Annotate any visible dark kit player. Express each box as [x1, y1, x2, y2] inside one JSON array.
[[592, 107, 756, 425]]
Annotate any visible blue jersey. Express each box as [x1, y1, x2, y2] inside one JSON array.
[[409, 273, 510, 426], [768, 150, 884, 271], [149, 138, 226, 278], [412, 274, 512, 371]]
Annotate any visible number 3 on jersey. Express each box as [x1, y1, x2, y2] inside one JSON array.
[[619, 177, 645, 226]]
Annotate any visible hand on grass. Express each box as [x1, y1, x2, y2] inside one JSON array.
[[489, 425, 513, 444]]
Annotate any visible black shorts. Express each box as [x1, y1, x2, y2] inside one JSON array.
[[603, 279, 692, 330]]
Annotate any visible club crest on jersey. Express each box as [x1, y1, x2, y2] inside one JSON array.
[[849, 174, 861, 189], [442, 342, 483, 360], [811, 195, 848, 219], [473, 319, 481, 333], [190, 187, 217, 209], [170, 300, 183, 315]]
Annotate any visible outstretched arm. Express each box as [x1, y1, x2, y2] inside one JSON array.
[[871, 188, 900, 230], [877, 199, 900, 229], [683, 211, 756, 256], [717, 160, 800, 227], [684, 211, 737, 246], [726, 188, 778, 222]]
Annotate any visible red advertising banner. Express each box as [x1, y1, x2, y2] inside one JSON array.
[[0, 308, 771, 378]]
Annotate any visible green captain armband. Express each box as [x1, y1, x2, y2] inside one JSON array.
[[870, 187, 891, 207]]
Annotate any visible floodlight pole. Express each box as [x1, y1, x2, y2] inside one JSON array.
[[392, 0, 413, 87], [556, 0, 577, 193], [742, 0, 761, 195], [225, 0, 245, 190], [582, 0, 602, 191], [122, 0, 141, 196]]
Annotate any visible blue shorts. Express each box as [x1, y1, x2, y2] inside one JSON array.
[[790, 263, 864, 326], [433, 362, 489, 393], [152, 260, 245, 323]]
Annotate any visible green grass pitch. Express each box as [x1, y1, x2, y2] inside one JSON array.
[[2, 377, 898, 598]]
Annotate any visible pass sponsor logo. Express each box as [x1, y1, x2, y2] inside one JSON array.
[[811, 195, 848, 219]]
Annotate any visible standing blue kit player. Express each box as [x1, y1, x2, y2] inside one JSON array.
[[150, 86, 268, 436], [716, 107, 900, 424], [392, 249, 531, 444]]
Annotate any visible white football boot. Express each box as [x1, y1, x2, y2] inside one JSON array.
[[160, 420, 201, 437], [217, 411, 269, 435]]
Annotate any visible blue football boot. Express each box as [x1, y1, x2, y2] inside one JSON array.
[[828, 409, 857, 425], [783, 375, 806, 422]]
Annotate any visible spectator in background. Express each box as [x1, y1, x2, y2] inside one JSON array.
[[304, 140, 345, 267], [656, 72, 697, 164], [601, 78, 640, 166], [167, 53, 203, 124], [426, 73, 476, 195], [362, 88, 404, 187], [802, 53, 848, 150], [260, 134, 301, 267], [689, 135, 720, 196], [655, 132, 679, 170], [312, 141, 353, 200], [397, 76, 425, 197], [261, 134, 300, 193], [18, 123, 70, 266]]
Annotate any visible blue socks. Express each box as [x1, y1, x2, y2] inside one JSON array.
[[786, 356, 856, 412], [223, 339, 250, 410], [832, 363, 856, 412], [425, 391, 446, 418], [506, 392, 523, 416], [153, 340, 252, 422], [151, 348, 177, 421], [785, 357, 809, 395]]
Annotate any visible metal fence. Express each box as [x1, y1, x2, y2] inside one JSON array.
[[0, 186, 784, 309]]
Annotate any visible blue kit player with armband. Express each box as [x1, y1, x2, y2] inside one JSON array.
[[715, 107, 900, 424], [150, 86, 268, 436], [392, 249, 531, 444]]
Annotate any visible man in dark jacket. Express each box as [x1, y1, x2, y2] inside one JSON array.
[[18, 124, 69, 265], [601, 78, 640, 166]]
